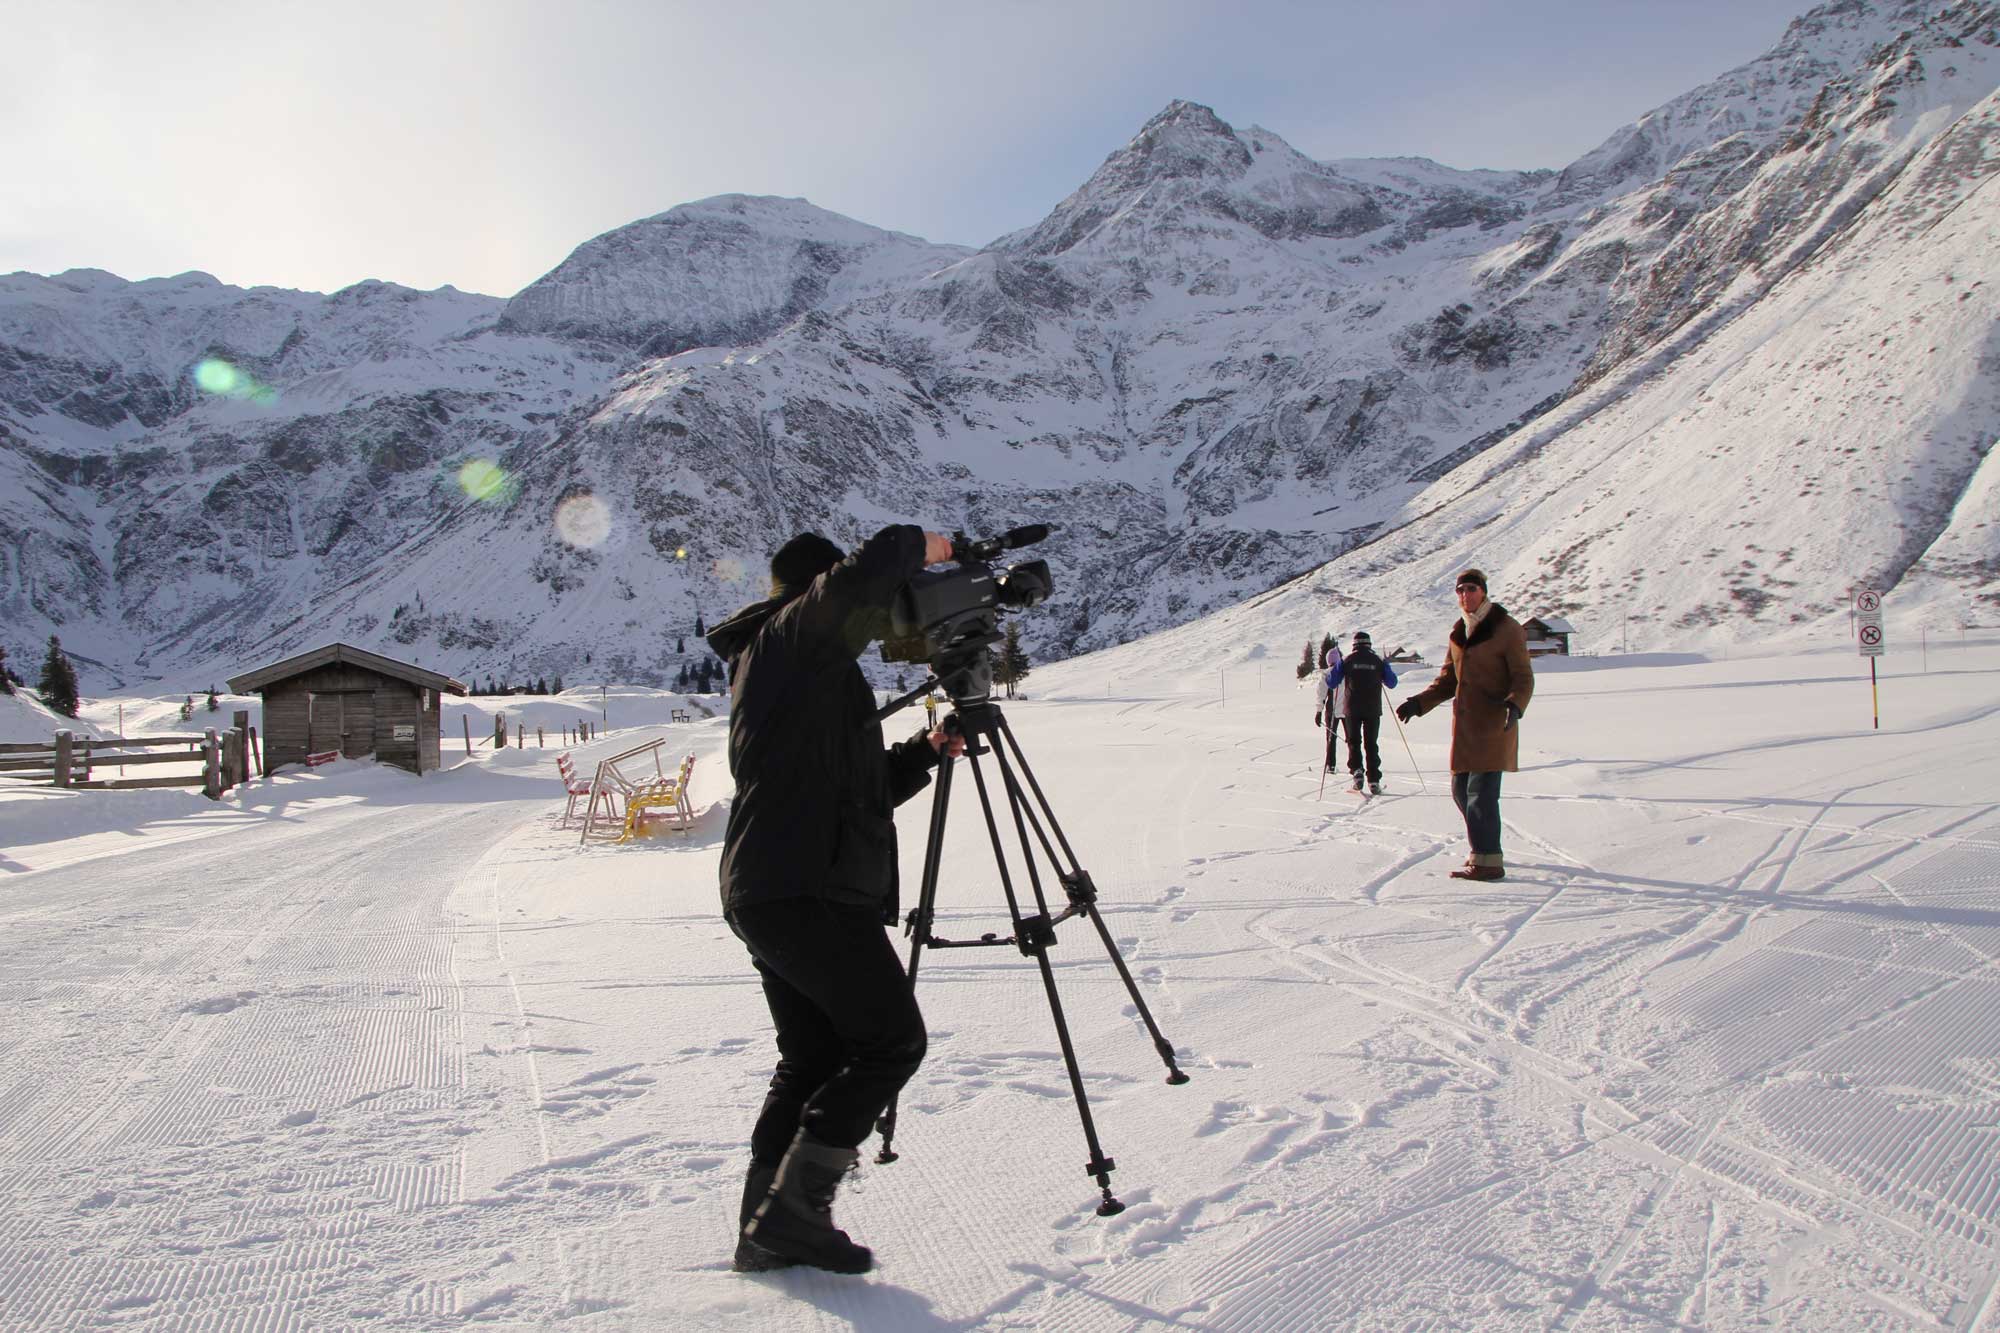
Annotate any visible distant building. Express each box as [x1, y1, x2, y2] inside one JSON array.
[[1385, 645, 1425, 664], [1522, 615, 1575, 656], [226, 643, 466, 775]]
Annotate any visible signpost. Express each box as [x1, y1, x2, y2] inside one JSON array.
[[1855, 588, 1884, 729]]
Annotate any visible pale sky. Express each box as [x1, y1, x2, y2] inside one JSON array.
[[3, 0, 1819, 299]]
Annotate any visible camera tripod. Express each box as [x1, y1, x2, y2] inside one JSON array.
[[872, 685, 1189, 1217]]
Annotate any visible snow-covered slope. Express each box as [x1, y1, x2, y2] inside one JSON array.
[[498, 195, 973, 354], [1, 0, 1995, 690]]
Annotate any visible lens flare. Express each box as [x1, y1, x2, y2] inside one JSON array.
[[193, 358, 277, 404], [555, 494, 613, 548], [457, 459, 513, 503], [675, 547, 687, 559]]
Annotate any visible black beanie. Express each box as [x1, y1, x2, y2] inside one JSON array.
[[1353, 630, 1371, 646], [770, 532, 844, 597]]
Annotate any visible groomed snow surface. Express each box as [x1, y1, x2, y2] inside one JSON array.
[[2, 641, 1997, 1330]]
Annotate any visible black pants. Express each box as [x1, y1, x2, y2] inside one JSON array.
[[1342, 715, 1382, 784], [727, 897, 928, 1164], [1451, 771, 1504, 866]]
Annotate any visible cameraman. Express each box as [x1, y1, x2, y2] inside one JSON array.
[[707, 524, 964, 1275]]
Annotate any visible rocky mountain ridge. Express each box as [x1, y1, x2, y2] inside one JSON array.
[[1, 0, 1994, 690]]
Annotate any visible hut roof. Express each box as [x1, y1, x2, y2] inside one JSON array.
[[1526, 615, 1575, 635], [226, 643, 468, 696]]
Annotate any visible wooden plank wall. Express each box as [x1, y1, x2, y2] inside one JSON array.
[[258, 664, 431, 775]]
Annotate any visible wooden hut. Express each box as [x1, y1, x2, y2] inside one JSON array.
[[1522, 615, 1575, 656], [226, 643, 466, 775]]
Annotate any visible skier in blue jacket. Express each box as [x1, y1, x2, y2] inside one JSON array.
[[1326, 631, 1397, 794]]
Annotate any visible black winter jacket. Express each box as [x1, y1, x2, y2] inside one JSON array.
[[707, 525, 940, 921], [1338, 647, 1393, 718]]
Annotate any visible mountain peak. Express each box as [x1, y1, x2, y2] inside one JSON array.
[[1108, 100, 1255, 188], [1007, 102, 1385, 257]]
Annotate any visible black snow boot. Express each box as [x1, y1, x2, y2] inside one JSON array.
[[741, 1130, 872, 1274], [1349, 773, 1364, 792], [731, 1160, 791, 1273]]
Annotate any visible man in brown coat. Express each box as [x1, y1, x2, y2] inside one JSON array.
[[1394, 568, 1534, 881]]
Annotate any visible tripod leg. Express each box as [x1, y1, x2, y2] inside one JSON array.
[[966, 744, 1127, 1216], [1023, 926, 1128, 1217], [992, 716, 1190, 1085], [874, 744, 956, 1165]]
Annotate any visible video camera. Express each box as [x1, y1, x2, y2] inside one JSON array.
[[880, 525, 1053, 691]]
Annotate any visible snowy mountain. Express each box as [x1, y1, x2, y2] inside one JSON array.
[[1, 0, 1995, 690]]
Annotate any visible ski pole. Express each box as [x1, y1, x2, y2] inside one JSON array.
[[1316, 716, 1330, 800], [1386, 690, 1428, 793]]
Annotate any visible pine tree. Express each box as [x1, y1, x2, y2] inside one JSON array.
[[1296, 638, 1316, 680], [38, 635, 80, 718], [694, 613, 705, 637], [552, 675, 564, 693], [535, 676, 548, 695], [676, 637, 685, 653], [0, 644, 13, 695], [999, 621, 1031, 698], [675, 662, 690, 689], [206, 688, 220, 711]]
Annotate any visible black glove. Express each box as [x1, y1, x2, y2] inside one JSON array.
[[1395, 699, 1419, 723], [1503, 702, 1520, 730], [1314, 710, 1322, 728]]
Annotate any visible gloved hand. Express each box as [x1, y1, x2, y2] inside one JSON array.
[[1314, 710, 1322, 728], [1503, 702, 1520, 730], [1395, 699, 1420, 723]]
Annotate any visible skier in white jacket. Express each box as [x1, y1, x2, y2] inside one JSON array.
[[1312, 645, 1346, 777]]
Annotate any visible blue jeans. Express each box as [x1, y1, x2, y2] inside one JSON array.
[[1451, 771, 1504, 867]]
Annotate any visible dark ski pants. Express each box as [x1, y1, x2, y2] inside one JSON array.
[[1451, 770, 1505, 867], [727, 897, 928, 1165], [1342, 715, 1382, 784]]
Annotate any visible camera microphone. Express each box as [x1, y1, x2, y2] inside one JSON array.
[[953, 523, 1053, 563], [999, 523, 1050, 549]]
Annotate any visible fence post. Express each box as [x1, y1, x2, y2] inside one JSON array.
[[493, 715, 507, 749], [538, 726, 544, 748], [54, 730, 72, 788], [516, 720, 524, 748], [230, 712, 250, 788], [203, 729, 221, 799], [463, 715, 471, 756]]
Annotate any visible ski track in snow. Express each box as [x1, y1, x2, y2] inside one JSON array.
[[1, 647, 1997, 1327]]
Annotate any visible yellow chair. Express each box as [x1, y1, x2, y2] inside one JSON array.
[[619, 755, 696, 840]]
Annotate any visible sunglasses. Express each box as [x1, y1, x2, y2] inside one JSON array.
[[1455, 583, 1483, 593]]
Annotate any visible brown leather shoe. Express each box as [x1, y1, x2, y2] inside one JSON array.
[[1449, 865, 1505, 882]]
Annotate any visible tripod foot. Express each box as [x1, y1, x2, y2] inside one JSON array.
[[874, 1147, 899, 1165], [1166, 1070, 1190, 1085], [1095, 1191, 1125, 1217]]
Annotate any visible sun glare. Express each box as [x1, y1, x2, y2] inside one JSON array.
[[457, 459, 514, 503], [555, 494, 613, 548], [193, 358, 277, 404]]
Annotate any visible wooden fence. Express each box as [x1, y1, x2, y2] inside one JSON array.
[[0, 712, 261, 799]]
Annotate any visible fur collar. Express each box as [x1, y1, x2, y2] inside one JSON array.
[[1449, 601, 1509, 649]]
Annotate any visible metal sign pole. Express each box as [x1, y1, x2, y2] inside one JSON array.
[[1855, 587, 1885, 729]]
